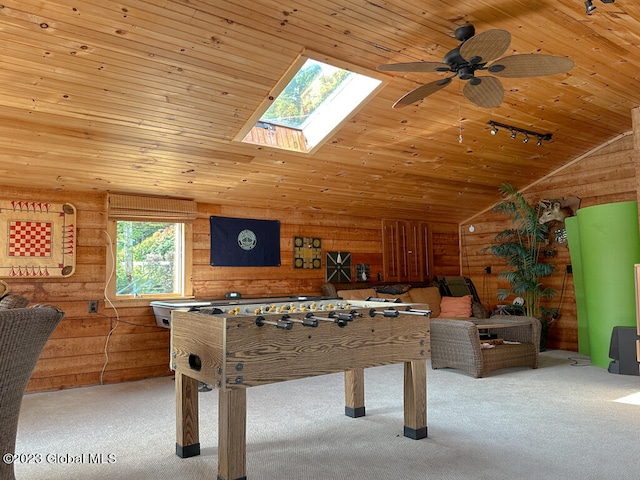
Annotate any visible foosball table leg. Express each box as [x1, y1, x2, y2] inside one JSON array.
[[344, 368, 365, 418], [403, 360, 428, 439], [218, 388, 248, 480], [175, 372, 201, 457]]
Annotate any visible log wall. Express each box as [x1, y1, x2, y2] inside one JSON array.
[[461, 133, 636, 351], [0, 185, 458, 392]]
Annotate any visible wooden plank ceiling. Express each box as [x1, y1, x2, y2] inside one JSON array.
[[0, 0, 637, 223]]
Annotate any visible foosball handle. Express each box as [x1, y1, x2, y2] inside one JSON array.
[[255, 316, 293, 329], [278, 315, 295, 329], [328, 311, 351, 327], [276, 319, 293, 330], [289, 313, 319, 327], [329, 311, 355, 322], [335, 318, 348, 327], [300, 312, 318, 327], [302, 317, 318, 327]]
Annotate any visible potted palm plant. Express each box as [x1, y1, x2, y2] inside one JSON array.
[[483, 183, 557, 349]]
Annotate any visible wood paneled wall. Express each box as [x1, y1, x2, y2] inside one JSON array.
[[0, 187, 172, 393], [0, 185, 458, 393], [11, 124, 633, 391], [193, 205, 388, 297], [5, 133, 636, 391], [461, 133, 636, 351]]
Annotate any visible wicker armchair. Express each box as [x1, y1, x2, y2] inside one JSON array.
[[0, 305, 65, 480], [430, 315, 541, 378], [0, 294, 30, 310]]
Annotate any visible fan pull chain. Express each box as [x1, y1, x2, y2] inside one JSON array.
[[458, 105, 463, 144]]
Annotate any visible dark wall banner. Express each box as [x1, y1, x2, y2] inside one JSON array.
[[210, 216, 281, 267]]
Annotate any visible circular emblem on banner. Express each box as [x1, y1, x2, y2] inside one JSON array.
[[238, 229, 257, 251]]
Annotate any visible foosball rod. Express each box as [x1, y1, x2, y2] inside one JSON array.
[[369, 308, 400, 318], [305, 312, 351, 327], [255, 315, 293, 329], [402, 307, 432, 316], [329, 310, 362, 321], [281, 314, 318, 327]]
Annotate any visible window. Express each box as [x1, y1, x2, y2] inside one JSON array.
[[106, 194, 196, 305], [235, 52, 384, 153], [115, 221, 185, 297]]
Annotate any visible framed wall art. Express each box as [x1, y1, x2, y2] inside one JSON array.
[[355, 263, 370, 282], [325, 251, 351, 283], [293, 236, 321, 269], [0, 200, 76, 278]]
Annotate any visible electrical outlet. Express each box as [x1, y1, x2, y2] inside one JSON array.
[[88, 300, 98, 313], [484, 266, 492, 274], [566, 264, 573, 274]]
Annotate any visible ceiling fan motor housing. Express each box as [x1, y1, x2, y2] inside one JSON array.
[[455, 24, 476, 42], [443, 48, 467, 70], [458, 66, 475, 80]]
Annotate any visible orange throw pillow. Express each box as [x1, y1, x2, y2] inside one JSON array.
[[439, 295, 473, 317]]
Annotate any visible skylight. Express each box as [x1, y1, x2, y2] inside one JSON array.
[[237, 54, 383, 154]]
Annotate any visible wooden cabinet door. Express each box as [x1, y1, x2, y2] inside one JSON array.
[[382, 220, 400, 282], [403, 221, 421, 282], [383, 220, 430, 283]]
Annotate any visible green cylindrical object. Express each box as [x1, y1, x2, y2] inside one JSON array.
[[565, 216, 589, 355], [577, 201, 640, 368]]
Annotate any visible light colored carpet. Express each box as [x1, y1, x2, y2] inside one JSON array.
[[12, 350, 640, 480]]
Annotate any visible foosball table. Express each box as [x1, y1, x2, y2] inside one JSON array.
[[170, 298, 431, 480]]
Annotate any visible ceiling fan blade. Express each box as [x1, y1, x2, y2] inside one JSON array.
[[392, 78, 452, 108], [377, 62, 451, 73], [463, 76, 504, 108], [459, 29, 511, 64], [488, 54, 574, 78]]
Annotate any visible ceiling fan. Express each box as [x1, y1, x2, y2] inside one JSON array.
[[377, 24, 574, 109]]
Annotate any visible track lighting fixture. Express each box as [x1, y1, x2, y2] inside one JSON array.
[[487, 121, 552, 146], [585, 0, 615, 15]]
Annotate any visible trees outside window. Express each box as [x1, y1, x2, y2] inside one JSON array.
[[115, 221, 184, 296]]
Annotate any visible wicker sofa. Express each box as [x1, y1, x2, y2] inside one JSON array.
[[322, 281, 540, 378]]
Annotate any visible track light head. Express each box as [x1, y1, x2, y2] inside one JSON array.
[[585, 0, 596, 14], [510, 130, 517, 140], [536, 136, 543, 146], [523, 135, 529, 144], [490, 126, 498, 135]]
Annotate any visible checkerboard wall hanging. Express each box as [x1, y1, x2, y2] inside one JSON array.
[[0, 200, 76, 277]]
